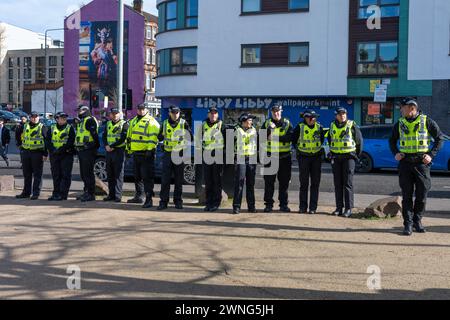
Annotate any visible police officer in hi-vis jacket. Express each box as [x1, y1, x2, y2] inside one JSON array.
[[327, 107, 363, 218], [292, 110, 325, 214], [126, 103, 160, 208], [389, 98, 443, 236], [103, 108, 129, 203], [45, 112, 75, 201]]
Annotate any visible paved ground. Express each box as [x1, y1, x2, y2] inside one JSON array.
[[2, 153, 450, 198], [0, 190, 449, 299]]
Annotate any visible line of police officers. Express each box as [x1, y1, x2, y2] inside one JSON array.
[[15, 98, 444, 236]]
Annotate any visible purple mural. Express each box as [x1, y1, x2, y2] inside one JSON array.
[[64, 0, 145, 118]]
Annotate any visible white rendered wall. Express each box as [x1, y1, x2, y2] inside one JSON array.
[[408, 0, 450, 80], [156, 0, 349, 98]]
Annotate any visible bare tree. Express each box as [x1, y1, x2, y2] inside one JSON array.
[[0, 25, 6, 58], [48, 89, 60, 114], [109, 87, 119, 107], [78, 88, 89, 105]]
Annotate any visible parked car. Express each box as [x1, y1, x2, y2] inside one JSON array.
[[357, 125, 450, 173], [0, 110, 21, 124], [40, 118, 56, 127], [93, 125, 196, 185], [11, 110, 29, 119]]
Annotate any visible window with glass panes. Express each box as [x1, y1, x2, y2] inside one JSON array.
[[242, 46, 261, 65], [242, 43, 310, 66], [357, 41, 398, 75], [186, 0, 198, 27], [242, 0, 309, 13], [24, 57, 32, 67], [49, 56, 57, 66], [49, 68, 57, 79], [358, 0, 400, 19], [289, 43, 309, 65], [171, 47, 197, 73], [166, 1, 177, 30], [362, 100, 395, 125]]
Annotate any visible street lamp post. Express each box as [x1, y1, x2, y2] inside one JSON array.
[[44, 28, 67, 117], [117, 0, 124, 110]]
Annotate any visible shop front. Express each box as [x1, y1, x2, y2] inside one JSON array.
[[160, 97, 355, 131]]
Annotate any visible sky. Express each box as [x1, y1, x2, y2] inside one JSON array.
[[0, 0, 158, 40]]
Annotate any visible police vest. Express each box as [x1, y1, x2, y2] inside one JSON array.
[[22, 123, 45, 151], [126, 114, 159, 152], [329, 121, 356, 154], [51, 124, 71, 149], [163, 119, 187, 152], [399, 115, 430, 154], [107, 120, 126, 148], [203, 120, 224, 151], [263, 119, 291, 153], [236, 126, 257, 157], [297, 122, 322, 154], [75, 116, 97, 147]]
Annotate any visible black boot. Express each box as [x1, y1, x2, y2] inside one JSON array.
[[413, 221, 426, 233], [175, 203, 183, 210], [280, 206, 291, 213], [127, 196, 144, 204], [16, 193, 30, 199], [142, 196, 153, 209], [157, 203, 168, 211], [50, 195, 63, 201], [343, 209, 352, 218], [403, 224, 413, 236], [81, 193, 95, 202]]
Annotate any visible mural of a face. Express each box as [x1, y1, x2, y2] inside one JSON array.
[[97, 28, 110, 44]]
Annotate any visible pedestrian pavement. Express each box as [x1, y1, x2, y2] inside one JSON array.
[[4, 154, 450, 213], [0, 189, 450, 299]]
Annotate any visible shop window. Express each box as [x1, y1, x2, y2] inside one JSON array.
[[362, 100, 394, 125]]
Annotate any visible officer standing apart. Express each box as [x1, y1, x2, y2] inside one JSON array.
[[261, 105, 293, 213], [45, 112, 75, 201], [103, 108, 129, 203], [292, 110, 325, 214], [158, 106, 192, 211], [16, 111, 48, 200], [75, 105, 100, 202], [201, 106, 225, 212], [389, 98, 443, 236], [126, 103, 160, 208], [328, 107, 363, 218], [233, 113, 258, 215], [0, 117, 11, 167]]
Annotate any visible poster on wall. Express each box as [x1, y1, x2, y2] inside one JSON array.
[[79, 21, 129, 108], [368, 103, 381, 116]]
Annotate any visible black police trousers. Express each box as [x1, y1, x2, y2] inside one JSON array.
[[263, 156, 292, 208], [298, 154, 322, 211], [160, 152, 184, 205], [331, 157, 355, 211], [106, 148, 125, 200], [203, 163, 223, 208], [233, 163, 256, 210], [78, 148, 97, 196], [133, 151, 155, 199], [50, 152, 74, 199], [21, 150, 44, 196], [399, 160, 431, 227]]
